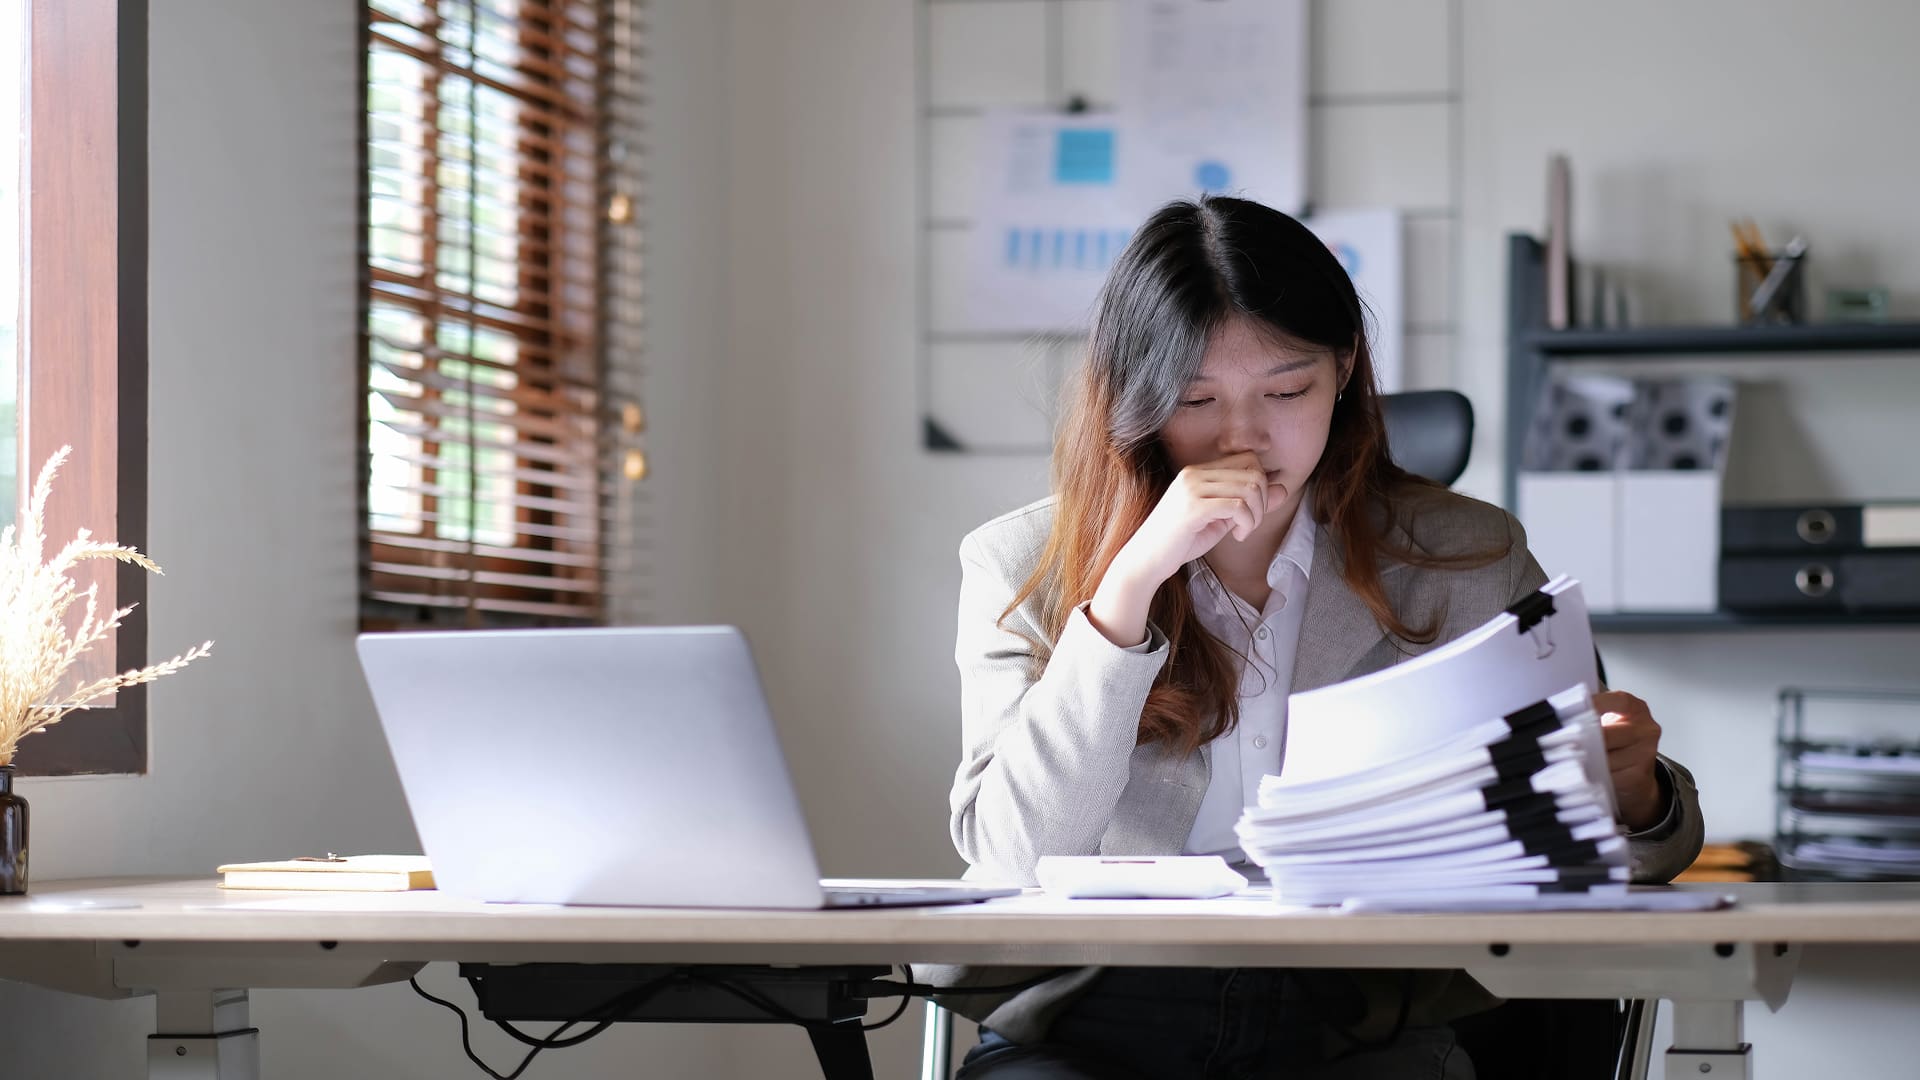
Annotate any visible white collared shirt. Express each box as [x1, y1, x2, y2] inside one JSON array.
[[1180, 503, 1317, 860]]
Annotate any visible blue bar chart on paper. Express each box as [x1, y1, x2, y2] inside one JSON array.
[[965, 113, 1137, 336]]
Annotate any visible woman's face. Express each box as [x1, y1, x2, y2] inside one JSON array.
[[1157, 317, 1347, 500]]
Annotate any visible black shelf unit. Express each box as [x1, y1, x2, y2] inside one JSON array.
[[1592, 611, 1920, 634], [1520, 321, 1920, 358], [1504, 233, 1920, 633]]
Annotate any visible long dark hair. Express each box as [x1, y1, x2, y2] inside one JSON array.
[[1006, 195, 1498, 755]]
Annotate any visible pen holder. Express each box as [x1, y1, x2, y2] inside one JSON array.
[[1736, 251, 1806, 325]]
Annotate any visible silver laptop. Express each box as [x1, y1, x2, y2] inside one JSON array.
[[356, 625, 1015, 909]]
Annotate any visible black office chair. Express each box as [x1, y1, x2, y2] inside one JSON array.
[[916, 997, 1656, 1080], [918, 389, 1658, 1080], [1380, 388, 1475, 487]]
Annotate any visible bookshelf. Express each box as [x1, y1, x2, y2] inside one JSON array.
[[1504, 234, 1920, 633]]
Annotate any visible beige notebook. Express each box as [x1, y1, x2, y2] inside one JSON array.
[[217, 855, 435, 892]]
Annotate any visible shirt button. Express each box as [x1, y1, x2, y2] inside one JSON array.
[[1256, 628, 1269, 640], [1253, 735, 1269, 749]]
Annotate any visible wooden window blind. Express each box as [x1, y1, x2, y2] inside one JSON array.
[[361, 0, 642, 628]]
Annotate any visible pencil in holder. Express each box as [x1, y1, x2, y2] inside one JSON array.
[[1736, 248, 1807, 325]]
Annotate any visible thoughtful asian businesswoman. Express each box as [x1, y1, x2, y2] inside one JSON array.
[[929, 196, 1704, 1080]]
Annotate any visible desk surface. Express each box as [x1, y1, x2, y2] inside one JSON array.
[[5, 878, 1920, 949]]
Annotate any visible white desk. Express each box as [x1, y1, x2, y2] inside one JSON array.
[[7, 878, 1920, 1079]]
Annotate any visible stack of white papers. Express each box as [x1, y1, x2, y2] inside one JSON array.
[[1237, 578, 1630, 906]]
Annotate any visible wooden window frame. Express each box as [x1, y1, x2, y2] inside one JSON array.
[[13, 0, 149, 776], [358, 0, 619, 631]]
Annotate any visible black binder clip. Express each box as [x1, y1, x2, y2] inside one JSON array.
[[1506, 590, 1556, 632], [1506, 590, 1558, 659]]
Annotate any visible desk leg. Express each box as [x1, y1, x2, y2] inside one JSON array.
[[147, 989, 260, 1080], [920, 1001, 953, 1080], [1665, 1000, 1750, 1080], [806, 1017, 876, 1080]]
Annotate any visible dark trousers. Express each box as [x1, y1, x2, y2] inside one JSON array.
[[956, 968, 1472, 1080]]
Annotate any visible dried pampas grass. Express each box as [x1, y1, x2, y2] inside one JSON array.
[[0, 447, 212, 766]]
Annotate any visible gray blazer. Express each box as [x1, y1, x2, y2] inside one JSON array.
[[924, 485, 1704, 1044]]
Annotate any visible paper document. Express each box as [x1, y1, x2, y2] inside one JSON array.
[[1115, 0, 1307, 215], [1279, 577, 1605, 808], [1305, 210, 1404, 392], [1238, 580, 1629, 907], [1035, 855, 1249, 899], [1247, 715, 1599, 824], [1340, 890, 1735, 914], [934, 888, 1299, 917], [1797, 751, 1920, 776], [1254, 792, 1609, 856], [965, 111, 1143, 334]]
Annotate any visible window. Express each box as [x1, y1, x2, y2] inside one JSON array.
[[361, 0, 643, 629], [7, 0, 150, 776], [2, 7, 22, 518]]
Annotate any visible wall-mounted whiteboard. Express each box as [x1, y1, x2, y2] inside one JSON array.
[[919, 0, 1461, 454]]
